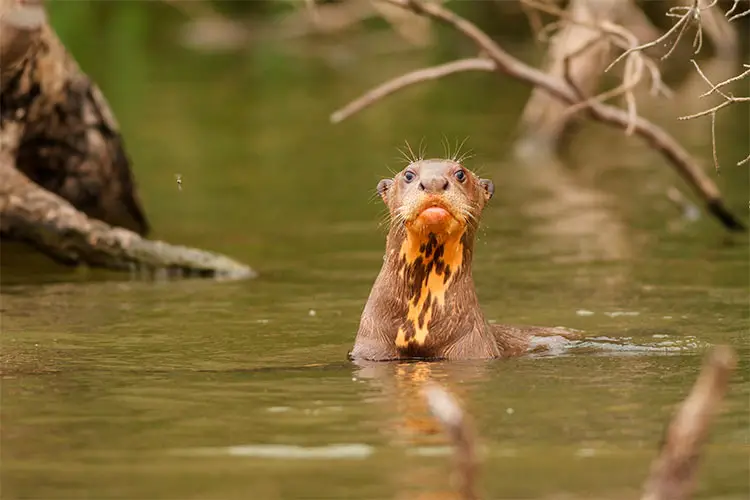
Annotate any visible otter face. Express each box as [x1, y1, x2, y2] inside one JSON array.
[[377, 159, 494, 237]]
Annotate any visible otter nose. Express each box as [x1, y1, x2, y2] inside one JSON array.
[[418, 176, 450, 193]]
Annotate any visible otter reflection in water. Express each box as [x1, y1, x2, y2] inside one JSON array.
[[351, 159, 580, 361]]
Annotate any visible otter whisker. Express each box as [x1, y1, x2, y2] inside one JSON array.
[[463, 209, 477, 223], [472, 164, 487, 177], [403, 140, 419, 164], [452, 136, 472, 164], [463, 210, 480, 231], [441, 134, 452, 160], [396, 147, 414, 165], [452, 136, 467, 162], [455, 138, 474, 164], [457, 151, 475, 165], [378, 216, 393, 232], [417, 137, 427, 161]]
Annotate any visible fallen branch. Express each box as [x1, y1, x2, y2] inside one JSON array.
[[422, 382, 478, 500], [334, 0, 745, 231], [0, 0, 256, 279], [331, 57, 495, 123], [641, 345, 737, 500], [0, 155, 255, 279]]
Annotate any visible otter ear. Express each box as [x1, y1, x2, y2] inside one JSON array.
[[376, 179, 393, 202], [479, 178, 494, 201]]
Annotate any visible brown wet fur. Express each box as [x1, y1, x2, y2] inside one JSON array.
[[350, 159, 580, 361]]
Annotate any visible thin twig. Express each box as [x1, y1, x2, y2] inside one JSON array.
[[726, 0, 750, 22], [330, 58, 495, 123], [679, 99, 733, 121], [699, 64, 750, 98], [691, 59, 732, 100], [640, 345, 737, 500], [605, 0, 723, 72], [679, 59, 750, 171], [519, 0, 547, 41], [422, 383, 478, 500], [561, 36, 605, 100], [725, 0, 742, 17], [710, 111, 719, 172]]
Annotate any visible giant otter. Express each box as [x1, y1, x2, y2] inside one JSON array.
[[350, 159, 579, 361]]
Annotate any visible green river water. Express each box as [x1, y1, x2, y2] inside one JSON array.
[[1, 4, 749, 499]]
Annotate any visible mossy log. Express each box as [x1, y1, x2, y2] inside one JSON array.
[[0, 0, 255, 280]]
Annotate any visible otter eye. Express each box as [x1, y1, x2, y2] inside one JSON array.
[[454, 169, 466, 183], [403, 170, 416, 183]]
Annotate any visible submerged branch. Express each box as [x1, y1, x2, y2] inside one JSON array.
[[422, 383, 478, 500], [641, 345, 737, 500]]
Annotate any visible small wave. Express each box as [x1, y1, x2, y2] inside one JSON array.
[[564, 334, 708, 356], [528, 334, 708, 358]]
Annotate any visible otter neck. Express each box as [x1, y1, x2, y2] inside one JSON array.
[[384, 224, 478, 348]]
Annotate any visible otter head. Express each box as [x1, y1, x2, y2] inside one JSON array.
[[377, 159, 494, 240], [372, 159, 495, 352]]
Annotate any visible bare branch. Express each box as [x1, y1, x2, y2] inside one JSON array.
[[726, 0, 750, 22], [605, 0, 730, 72], [699, 64, 750, 98], [679, 98, 733, 120], [691, 59, 732, 100], [330, 57, 495, 123], [726, 0, 743, 17], [606, 6, 691, 71], [679, 59, 750, 172], [641, 345, 737, 500], [357, 0, 744, 230], [521, 2, 674, 112], [710, 110, 719, 172]]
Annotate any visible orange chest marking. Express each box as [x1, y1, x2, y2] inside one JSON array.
[[395, 231, 465, 348]]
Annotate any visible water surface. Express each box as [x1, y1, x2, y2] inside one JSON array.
[[1, 6, 749, 499]]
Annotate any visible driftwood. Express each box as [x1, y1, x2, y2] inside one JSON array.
[[0, 0, 255, 279], [423, 346, 737, 500], [331, 0, 745, 232]]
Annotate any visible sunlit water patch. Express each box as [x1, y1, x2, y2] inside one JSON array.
[[172, 443, 375, 460]]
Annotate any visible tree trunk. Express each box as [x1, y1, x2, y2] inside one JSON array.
[[0, 0, 256, 280]]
